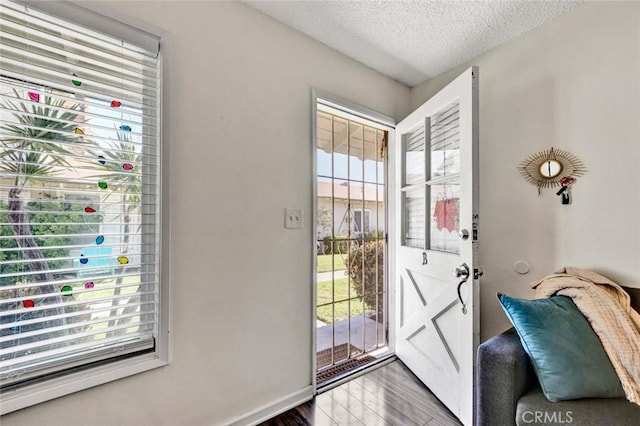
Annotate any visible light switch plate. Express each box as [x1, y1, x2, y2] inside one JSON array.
[[285, 208, 303, 229]]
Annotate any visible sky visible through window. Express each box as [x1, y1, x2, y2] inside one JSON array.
[[317, 150, 384, 184]]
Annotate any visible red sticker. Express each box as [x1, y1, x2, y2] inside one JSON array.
[[23, 299, 35, 308], [84, 207, 96, 213], [28, 92, 40, 102], [111, 100, 122, 108], [85, 282, 94, 289], [122, 163, 134, 171]]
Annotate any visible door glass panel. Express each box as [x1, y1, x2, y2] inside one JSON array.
[[333, 116, 349, 180], [402, 186, 425, 249], [404, 124, 426, 185], [430, 102, 460, 180], [429, 184, 460, 254], [349, 122, 364, 181], [427, 101, 461, 254], [316, 111, 333, 178], [316, 105, 389, 385]]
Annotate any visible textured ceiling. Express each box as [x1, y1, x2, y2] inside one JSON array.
[[245, 1, 582, 87]]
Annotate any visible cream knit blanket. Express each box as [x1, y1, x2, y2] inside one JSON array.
[[533, 267, 640, 405]]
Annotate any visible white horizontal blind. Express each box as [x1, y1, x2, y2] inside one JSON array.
[[0, 0, 160, 386], [402, 124, 427, 249], [428, 101, 460, 254]]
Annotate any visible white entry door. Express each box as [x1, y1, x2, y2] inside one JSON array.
[[394, 67, 479, 426]]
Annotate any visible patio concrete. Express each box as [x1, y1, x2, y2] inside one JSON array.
[[316, 315, 385, 352], [316, 268, 386, 355]]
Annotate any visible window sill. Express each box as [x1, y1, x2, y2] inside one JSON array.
[[1, 353, 168, 415]]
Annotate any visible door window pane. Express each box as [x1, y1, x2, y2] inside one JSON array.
[[332, 117, 349, 180], [402, 186, 425, 249], [430, 102, 460, 180], [315, 105, 389, 383], [403, 125, 425, 185], [349, 122, 364, 181], [429, 184, 460, 254]]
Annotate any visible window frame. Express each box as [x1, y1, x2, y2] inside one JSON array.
[[353, 208, 372, 235], [0, 1, 172, 414]]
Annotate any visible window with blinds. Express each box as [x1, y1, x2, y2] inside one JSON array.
[[0, 0, 161, 388]]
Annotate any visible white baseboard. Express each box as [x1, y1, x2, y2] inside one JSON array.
[[222, 385, 314, 426]]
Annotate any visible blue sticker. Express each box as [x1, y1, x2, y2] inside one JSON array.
[[96, 235, 105, 245], [119, 125, 132, 132], [79, 255, 88, 265], [98, 155, 106, 165]]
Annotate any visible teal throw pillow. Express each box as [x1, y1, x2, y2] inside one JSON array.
[[497, 293, 624, 401]]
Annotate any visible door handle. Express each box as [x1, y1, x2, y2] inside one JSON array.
[[454, 263, 470, 315]]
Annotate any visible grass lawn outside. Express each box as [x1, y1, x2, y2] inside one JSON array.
[[317, 277, 364, 323], [74, 274, 142, 339], [75, 274, 141, 301], [316, 254, 346, 273]]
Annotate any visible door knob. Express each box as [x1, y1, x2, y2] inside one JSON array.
[[458, 229, 469, 240], [453, 263, 469, 278]]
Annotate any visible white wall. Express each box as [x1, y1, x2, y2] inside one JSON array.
[[1, 2, 410, 425], [410, 1, 640, 341]]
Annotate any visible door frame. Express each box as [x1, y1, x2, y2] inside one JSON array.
[[311, 89, 396, 391]]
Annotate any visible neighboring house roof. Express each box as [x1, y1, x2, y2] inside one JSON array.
[[317, 181, 384, 202]]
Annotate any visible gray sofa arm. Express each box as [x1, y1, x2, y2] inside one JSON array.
[[477, 328, 535, 426]]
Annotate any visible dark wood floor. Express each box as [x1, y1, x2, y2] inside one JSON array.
[[259, 360, 462, 426]]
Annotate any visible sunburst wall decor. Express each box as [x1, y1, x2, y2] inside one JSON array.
[[518, 147, 587, 193]]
